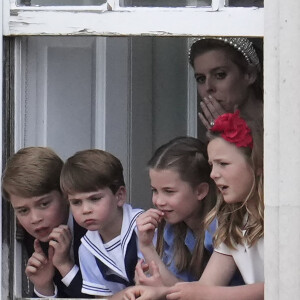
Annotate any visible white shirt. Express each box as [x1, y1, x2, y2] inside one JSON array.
[[215, 236, 264, 284], [79, 204, 144, 296]]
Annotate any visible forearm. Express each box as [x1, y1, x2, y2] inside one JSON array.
[[200, 283, 264, 300], [55, 259, 74, 278]]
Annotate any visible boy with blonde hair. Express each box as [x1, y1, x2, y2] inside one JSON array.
[[2, 147, 91, 298], [60, 149, 144, 298]]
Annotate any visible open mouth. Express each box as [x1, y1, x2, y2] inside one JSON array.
[[35, 227, 50, 237], [218, 185, 228, 192]]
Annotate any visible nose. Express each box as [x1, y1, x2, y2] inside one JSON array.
[[210, 165, 219, 181], [30, 210, 43, 224], [205, 77, 216, 94], [82, 201, 92, 214], [152, 193, 166, 208]]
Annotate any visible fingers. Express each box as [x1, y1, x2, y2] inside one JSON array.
[[166, 285, 180, 300], [33, 239, 44, 254], [166, 291, 180, 300], [123, 287, 141, 300], [25, 251, 48, 276], [204, 95, 225, 117], [138, 259, 149, 273], [137, 209, 164, 231], [198, 112, 211, 130], [166, 282, 190, 300], [199, 95, 226, 128], [48, 245, 55, 261], [135, 260, 163, 287], [48, 225, 72, 254], [149, 260, 160, 278], [48, 225, 71, 246], [137, 209, 164, 248], [135, 260, 149, 285], [48, 225, 73, 269]]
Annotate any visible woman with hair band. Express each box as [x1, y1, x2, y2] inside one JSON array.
[[189, 37, 263, 130]]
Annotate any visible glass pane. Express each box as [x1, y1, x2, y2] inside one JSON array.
[[17, 0, 106, 6], [122, 0, 211, 8], [227, 0, 263, 7]]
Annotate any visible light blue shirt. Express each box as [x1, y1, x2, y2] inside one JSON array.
[[162, 219, 217, 281]]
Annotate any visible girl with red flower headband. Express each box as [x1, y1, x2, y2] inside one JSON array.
[[166, 111, 264, 300]]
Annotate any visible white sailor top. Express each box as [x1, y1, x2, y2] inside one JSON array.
[[79, 204, 144, 296]]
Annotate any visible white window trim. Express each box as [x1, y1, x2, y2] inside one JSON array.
[[4, 4, 263, 37], [1, 1, 266, 300]]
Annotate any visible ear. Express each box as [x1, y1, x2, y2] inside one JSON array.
[[195, 182, 209, 201], [245, 66, 257, 86], [116, 186, 126, 207]]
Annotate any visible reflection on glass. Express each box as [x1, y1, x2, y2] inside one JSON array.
[[228, 0, 263, 7], [122, 0, 211, 7], [17, 0, 106, 6]]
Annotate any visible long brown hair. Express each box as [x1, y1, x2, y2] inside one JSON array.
[[206, 115, 264, 249], [148, 136, 216, 279]]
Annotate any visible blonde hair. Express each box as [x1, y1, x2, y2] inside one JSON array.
[[60, 149, 125, 196], [206, 116, 264, 249], [148, 136, 216, 279], [2, 147, 63, 201]]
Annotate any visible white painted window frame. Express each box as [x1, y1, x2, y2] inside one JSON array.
[[3, 0, 263, 37], [1, 1, 265, 300]]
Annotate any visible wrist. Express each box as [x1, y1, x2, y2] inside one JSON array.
[[139, 243, 156, 254], [55, 260, 74, 278], [34, 283, 57, 297]]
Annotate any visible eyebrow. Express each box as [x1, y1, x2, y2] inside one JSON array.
[[68, 191, 102, 201], [13, 205, 27, 210], [194, 65, 228, 76], [209, 158, 224, 164]]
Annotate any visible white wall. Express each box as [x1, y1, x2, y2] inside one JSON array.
[[265, 0, 300, 299]]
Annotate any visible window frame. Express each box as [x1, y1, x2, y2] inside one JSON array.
[[1, 1, 264, 299], [4, 0, 263, 37]]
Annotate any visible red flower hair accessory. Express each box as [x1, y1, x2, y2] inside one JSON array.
[[210, 110, 253, 149]]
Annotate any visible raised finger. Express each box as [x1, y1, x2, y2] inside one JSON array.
[[33, 239, 44, 254], [200, 99, 214, 121], [198, 112, 211, 130], [207, 95, 226, 116]]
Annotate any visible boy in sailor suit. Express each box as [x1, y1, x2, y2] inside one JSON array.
[[60, 149, 144, 298]]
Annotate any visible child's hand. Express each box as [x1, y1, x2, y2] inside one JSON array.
[[48, 225, 74, 277], [166, 282, 202, 300], [123, 285, 168, 300], [137, 208, 164, 249], [25, 239, 55, 296], [135, 259, 164, 287]]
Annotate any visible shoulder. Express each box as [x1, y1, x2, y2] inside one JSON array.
[[123, 203, 144, 221]]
